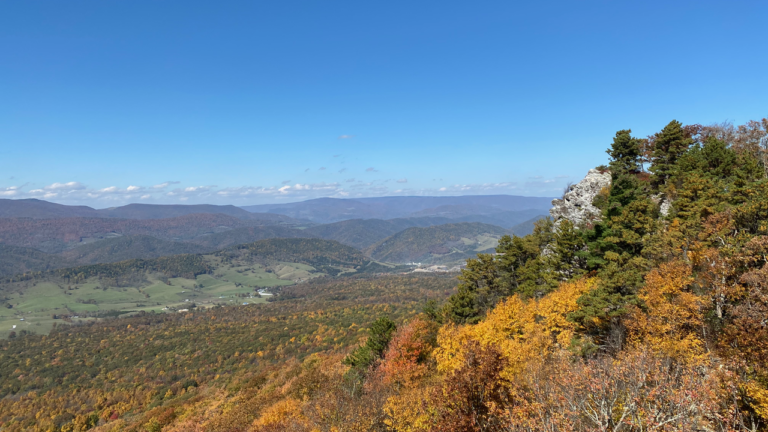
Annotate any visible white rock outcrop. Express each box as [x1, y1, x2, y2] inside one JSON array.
[[650, 194, 672, 217], [550, 169, 612, 227]]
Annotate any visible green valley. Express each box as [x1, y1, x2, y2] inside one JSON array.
[[0, 238, 394, 338]]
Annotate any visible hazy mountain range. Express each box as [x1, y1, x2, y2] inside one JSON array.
[[242, 195, 553, 224], [0, 195, 553, 277]]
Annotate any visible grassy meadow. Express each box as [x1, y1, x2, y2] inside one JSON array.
[[0, 259, 329, 338]]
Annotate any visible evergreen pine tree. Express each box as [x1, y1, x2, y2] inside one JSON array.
[[650, 120, 693, 185], [700, 136, 736, 179], [343, 317, 397, 374], [445, 285, 482, 324], [606, 129, 641, 178]]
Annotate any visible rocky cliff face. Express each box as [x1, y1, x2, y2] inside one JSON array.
[[550, 169, 611, 227]]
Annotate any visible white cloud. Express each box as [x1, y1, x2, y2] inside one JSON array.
[[45, 181, 85, 191], [0, 173, 562, 206], [338, 135, 354, 139], [152, 181, 179, 189], [0, 186, 20, 197]]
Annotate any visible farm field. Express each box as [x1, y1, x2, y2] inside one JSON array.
[[0, 260, 323, 338]]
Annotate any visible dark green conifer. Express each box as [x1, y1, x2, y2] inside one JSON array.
[[700, 136, 736, 179], [650, 120, 693, 185], [606, 129, 641, 178], [343, 317, 396, 373], [445, 285, 482, 324]]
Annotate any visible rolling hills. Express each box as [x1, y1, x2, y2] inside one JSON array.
[[0, 244, 74, 277], [58, 235, 209, 265], [435, 209, 549, 228], [218, 238, 386, 275], [0, 238, 396, 337], [365, 222, 509, 264], [187, 225, 314, 250], [0, 212, 545, 278], [0, 196, 553, 279], [0, 213, 294, 253], [303, 217, 452, 249]]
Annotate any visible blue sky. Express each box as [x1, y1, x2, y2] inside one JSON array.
[[1, 0, 766, 207]]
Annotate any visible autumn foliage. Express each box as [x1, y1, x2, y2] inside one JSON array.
[[2, 118, 768, 431]]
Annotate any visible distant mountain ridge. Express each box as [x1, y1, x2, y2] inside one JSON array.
[[0, 196, 553, 277], [241, 195, 553, 223], [0, 199, 300, 222], [0, 213, 286, 253]]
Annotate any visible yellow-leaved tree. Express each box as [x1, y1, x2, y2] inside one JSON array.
[[434, 277, 596, 381], [626, 260, 706, 362]]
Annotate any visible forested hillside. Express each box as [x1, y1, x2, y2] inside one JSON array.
[[58, 235, 209, 265], [0, 214, 293, 253], [365, 222, 508, 264], [304, 217, 450, 249], [0, 238, 396, 337], [218, 238, 384, 275], [0, 244, 73, 277], [0, 274, 457, 432], [0, 212, 515, 275], [2, 119, 767, 431], [186, 226, 313, 250]]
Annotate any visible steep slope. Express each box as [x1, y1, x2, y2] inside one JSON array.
[[58, 235, 209, 265], [0, 244, 73, 277], [365, 222, 508, 264]]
